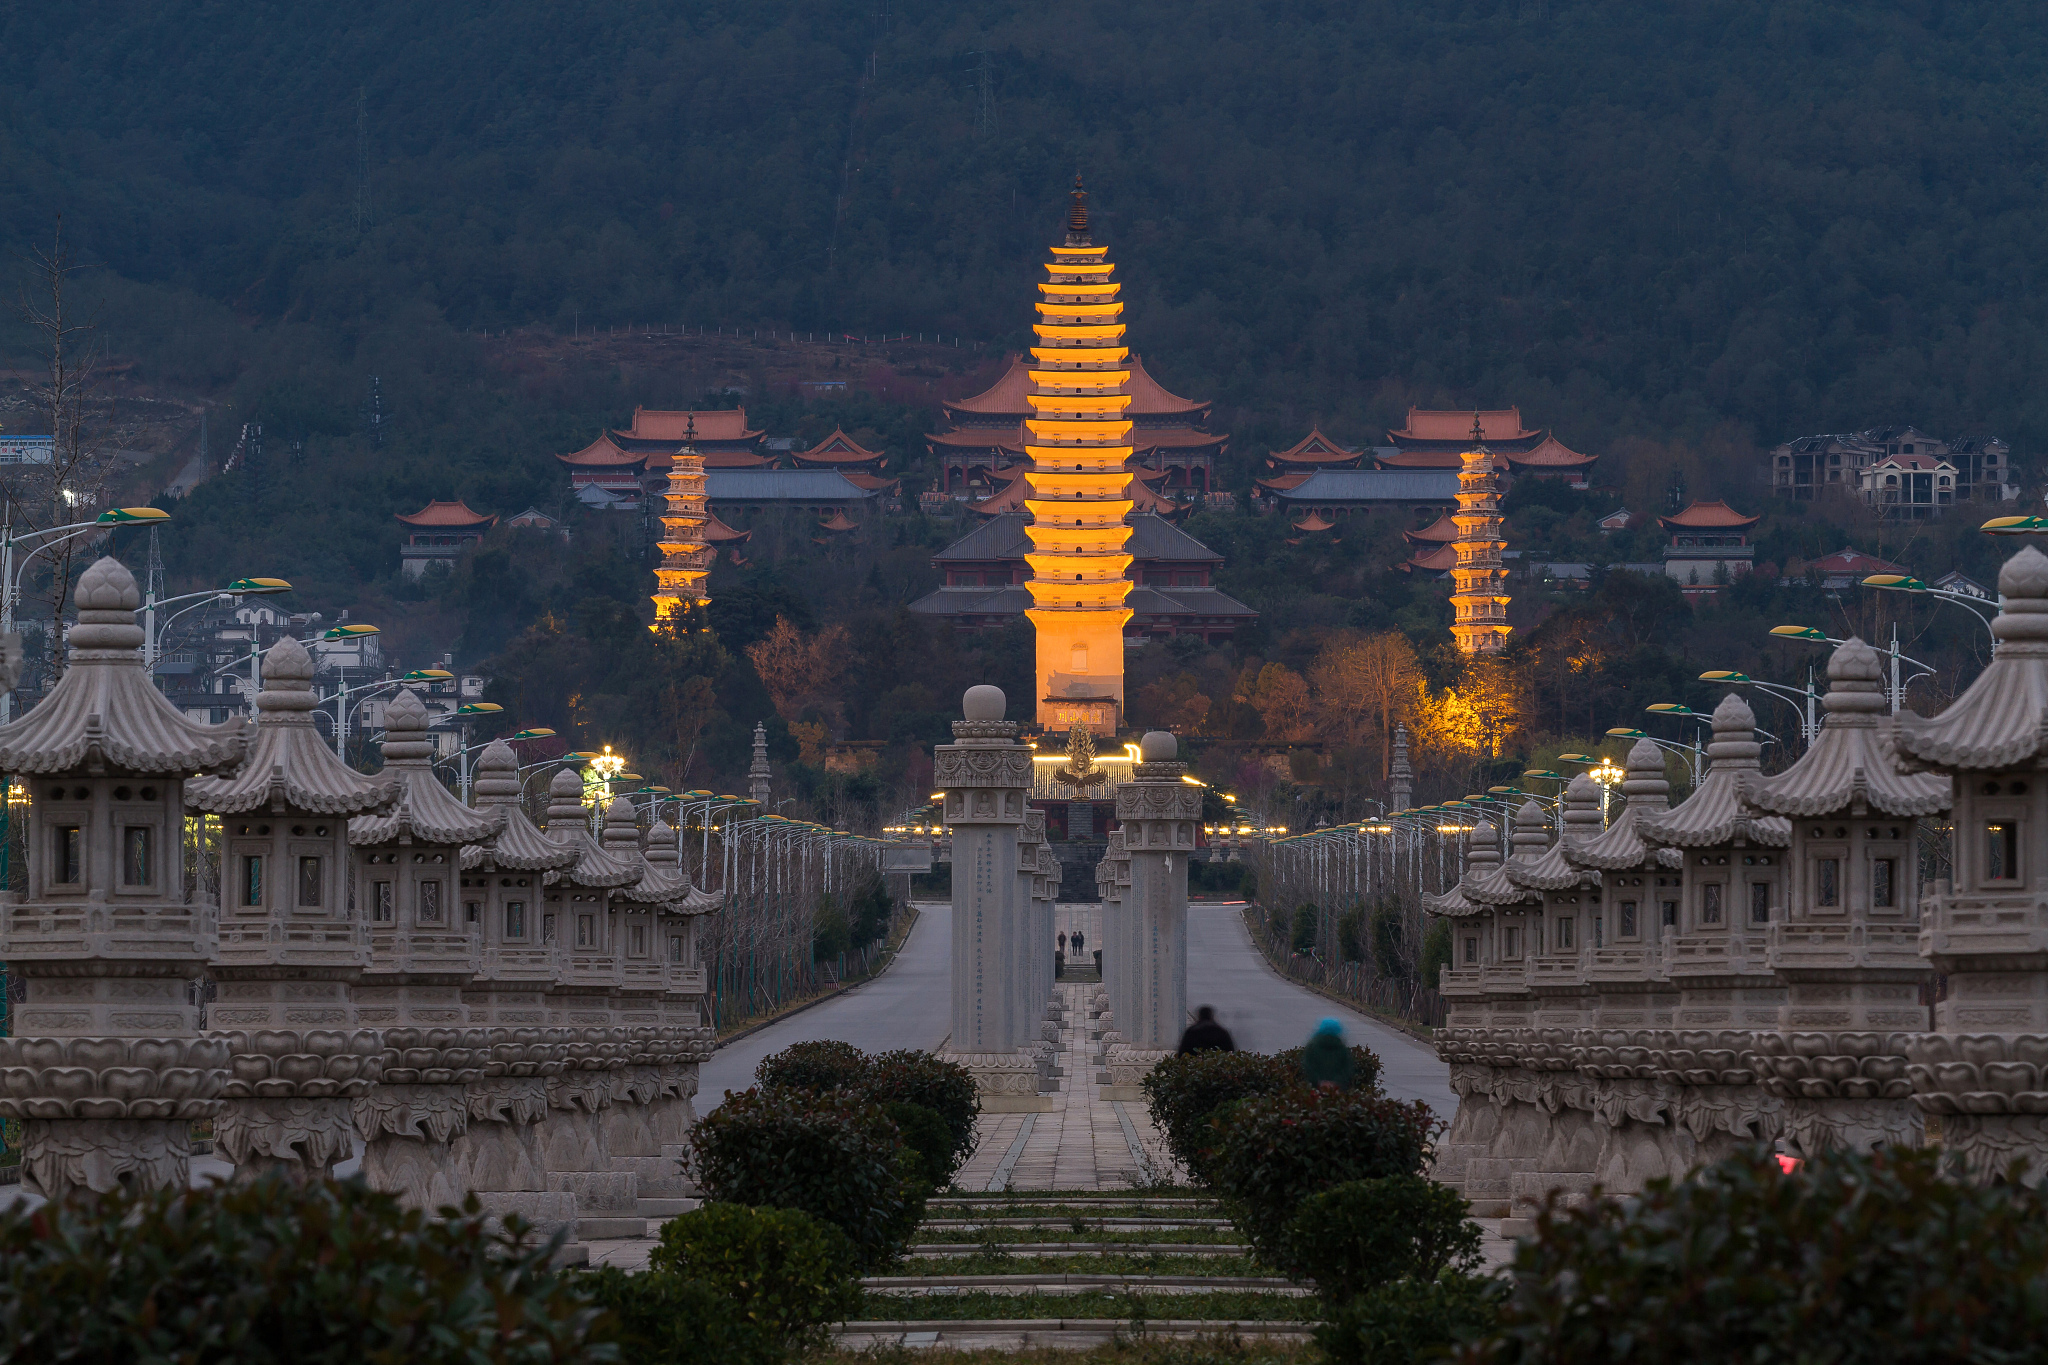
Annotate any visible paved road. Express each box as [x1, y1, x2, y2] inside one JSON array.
[[1185, 902, 1456, 1119], [696, 902, 954, 1112]]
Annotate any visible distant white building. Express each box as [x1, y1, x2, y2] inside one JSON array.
[[0, 436, 55, 465]]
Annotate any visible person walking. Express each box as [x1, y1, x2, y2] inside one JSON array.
[[1070, 929, 1085, 956], [1058, 931, 1068, 953], [1176, 1005, 1235, 1055], [1300, 1017, 1354, 1090]]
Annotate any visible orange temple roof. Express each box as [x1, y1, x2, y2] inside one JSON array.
[[840, 471, 901, 493], [1268, 429, 1362, 468], [1132, 427, 1229, 451], [1507, 435, 1597, 470], [1402, 514, 1460, 546], [946, 353, 1208, 419], [818, 510, 861, 532], [558, 433, 643, 468], [1374, 448, 1464, 470], [397, 499, 496, 529], [926, 426, 1029, 451], [616, 407, 763, 443], [1255, 473, 1314, 492], [1406, 542, 1459, 574], [1390, 408, 1538, 443], [1292, 512, 1337, 533], [1123, 356, 1209, 417], [1660, 500, 1760, 531], [945, 356, 1036, 416], [793, 427, 886, 466], [700, 512, 752, 544]]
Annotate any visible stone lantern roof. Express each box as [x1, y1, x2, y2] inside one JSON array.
[[1636, 693, 1790, 847], [1567, 738, 1684, 870], [187, 636, 397, 815], [0, 556, 246, 774], [1743, 637, 1950, 817], [1461, 800, 1551, 905], [461, 739, 577, 871], [541, 768, 643, 888], [1507, 775, 1605, 890], [1423, 820, 1499, 917], [348, 688, 503, 847], [623, 816, 723, 914], [1888, 545, 2048, 772]]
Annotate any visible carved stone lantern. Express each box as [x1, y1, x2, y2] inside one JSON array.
[[537, 768, 647, 1237], [1740, 637, 1947, 1156], [1888, 545, 2048, 1182], [0, 557, 247, 1196], [641, 813, 721, 1105], [1423, 821, 1500, 1195], [450, 737, 578, 1234], [185, 635, 399, 1179], [347, 686, 502, 1208], [1633, 691, 1790, 1170]]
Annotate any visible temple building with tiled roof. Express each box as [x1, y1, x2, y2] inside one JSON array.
[[397, 499, 495, 579], [1660, 499, 1759, 597], [790, 428, 888, 472], [928, 352, 1225, 495], [1503, 434, 1596, 484], [1383, 408, 1547, 463], [558, 407, 772, 509], [909, 513, 1256, 644], [1266, 429, 1363, 473]]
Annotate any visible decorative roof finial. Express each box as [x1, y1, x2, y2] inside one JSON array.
[[1470, 411, 1485, 447], [1065, 175, 1091, 246]]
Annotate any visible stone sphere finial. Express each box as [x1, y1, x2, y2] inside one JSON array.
[[1626, 737, 1665, 775], [1139, 730, 1177, 761], [1465, 820, 1499, 866], [68, 556, 145, 651], [472, 738, 520, 803], [963, 685, 1006, 721], [379, 688, 434, 762], [1823, 637, 1886, 716], [1993, 545, 2048, 644], [254, 636, 317, 713], [544, 766, 587, 831]]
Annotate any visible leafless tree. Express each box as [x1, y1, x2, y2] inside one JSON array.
[[13, 219, 117, 671]]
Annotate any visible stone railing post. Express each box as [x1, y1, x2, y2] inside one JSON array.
[[1103, 731, 1199, 1098]]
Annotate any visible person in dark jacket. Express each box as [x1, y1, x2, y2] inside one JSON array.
[[1300, 1017, 1354, 1090], [1176, 1005, 1235, 1055], [1070, 930, 1085, 955]]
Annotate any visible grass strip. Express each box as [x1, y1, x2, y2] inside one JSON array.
[[813, 1335, 1317, 1364], [858, 1290, 1317, 1322], [900, 1252, 1270, 1278], [916, 1226, 1243, 1245]]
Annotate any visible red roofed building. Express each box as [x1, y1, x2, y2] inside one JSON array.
[[557, 407, 771, 509], [1504, 434, 1597, 485], [397, 499, 495, 579], [1798, 548, 1907, 590], [1266, 429, 1363, 474], [1659, 500, 1759, 596], [1378, 407, 1549, 470], [927, 353, 1225, 493], [790, 427, 888, 473]]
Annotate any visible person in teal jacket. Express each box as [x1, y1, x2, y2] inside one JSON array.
[[1300, 1017, 1354, 1090]]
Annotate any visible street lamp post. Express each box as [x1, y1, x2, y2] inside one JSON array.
[[1697, 670, 1813, 747], [1768, 623, 1940, 714], [1860, 572, 1997, 644]]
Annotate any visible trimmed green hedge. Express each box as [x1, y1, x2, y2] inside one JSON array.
[[645, 1203, 857, 1353], [684, 1086, 922, 1271], [1208, 1085, 1439, 1265], [1287, 1175, 1482, 1304], [754, 1041, 978, 1187], [1460, 1145, 2048, 1364], [0, 1175, 599, 1363], [1142, 1044, 1390, 1187]]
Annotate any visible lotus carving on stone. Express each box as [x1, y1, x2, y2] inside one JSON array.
[[0, 1036, 229, 1120]]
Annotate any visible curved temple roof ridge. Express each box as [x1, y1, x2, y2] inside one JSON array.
[[0, 556, 248, 775], [348, 688, 503, 847], [1636, 692, 1790, 848], [1887, 545, 2048, 773], [187, 636, 399, 817], [1507, 774, 1605, 891], [461, 738, 578, 871], [1565, 737, 1683, 870], [1743, 636, 1951, 819]]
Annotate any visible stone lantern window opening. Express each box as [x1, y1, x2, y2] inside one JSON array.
[[1749, 881, 1771, 923], [1463, 934, 1478, 963], [1984, 821, 2020, 883], [122, 825, 154, 886], [372, 881, 393, 920], [240, 854, 264, 907], [53, 822, 80, 884], [1556, 916, 1573, 949], [1619, 900, 1638, 937], [1702, 882, 1722, 924], [1872, 858, 1895, 907], [417, 880, 442, 923], [505, 902, 525, 939]]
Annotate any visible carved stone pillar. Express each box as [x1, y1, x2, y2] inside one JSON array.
[[934, 685, 1046, 1110], [348, 688, 500, 1209], [1741, 639, 1945, 1158], [0, 558, 248, 1197], [1424, 819, 1499, 1195], [187, 635, 400, 1180], [1889, 546, 2048, 1183], [1103, 732, 1199, 1099]]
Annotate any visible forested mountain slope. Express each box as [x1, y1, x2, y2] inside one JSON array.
[[2, 0, 2044, 455]]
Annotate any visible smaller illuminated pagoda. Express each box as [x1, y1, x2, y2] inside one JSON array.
[[1449, 417, 1510, 654], [651, 417, 713, 629]]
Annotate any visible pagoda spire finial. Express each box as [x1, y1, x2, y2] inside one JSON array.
[[1065, 174, 1091, 246], [683, 412, 697, 449], [1470, 410, 1485, 447]]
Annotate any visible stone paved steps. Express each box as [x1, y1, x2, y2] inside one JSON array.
[[908, 1242, 1249, 1256], [834, 1317, 1317, 1349], [921, 1217, 1233, 1230], [863, 1273, 1302, 1293]]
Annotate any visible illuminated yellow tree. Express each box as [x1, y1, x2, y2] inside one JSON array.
[[1024, 178, 1134, 733], [651, 416, 712, 629]]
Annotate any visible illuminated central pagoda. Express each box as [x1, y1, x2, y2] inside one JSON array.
[[1023, 179, 1134, 733], [651, 416, 712, 629], [1449, 416, 1511, 654]]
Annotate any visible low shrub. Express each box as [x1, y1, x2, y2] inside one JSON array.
[[1285, 1175, 1482, 1302], [0, 1175, 599, 1363], [1141, 1051, 1299, 1185], [684, 1086, 920, 1271], [583, 1266, 772, 1365], [754, 1039, 868, 1092], [1209, 1085, 1439, 1264], [1321, 1273, 1506, 1365], [646, 1203, 858, 1353], [1458, 1145, 2048, 1364], [755, 1040, 978, 1187], [863, 1048, 979, 1177], [881, 1101, 957, 1193], [1276, 1043, 1385, 1094]]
